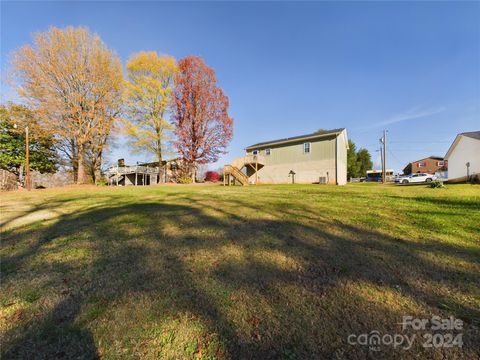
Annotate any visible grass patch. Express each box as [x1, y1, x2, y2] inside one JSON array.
[[1, 183, 479, 358], [22, 290, 41, 304]]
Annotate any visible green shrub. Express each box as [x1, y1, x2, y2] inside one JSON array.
[[96, 176, 109, 186], [429, 180, 445, 188]]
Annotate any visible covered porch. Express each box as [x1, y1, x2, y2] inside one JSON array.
[[106, 165, 160, 186]]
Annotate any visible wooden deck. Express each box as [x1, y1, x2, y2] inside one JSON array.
[[106, 166, 160, 186]]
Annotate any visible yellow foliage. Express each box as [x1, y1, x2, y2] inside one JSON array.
[[123, 52, 178, 162]]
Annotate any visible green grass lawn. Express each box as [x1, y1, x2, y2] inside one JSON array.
[[1, 183, 479, 359]]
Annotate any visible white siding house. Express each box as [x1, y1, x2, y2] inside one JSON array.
[[444, 131, 480, 182]]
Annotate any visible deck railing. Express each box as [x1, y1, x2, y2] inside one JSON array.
[[231, 154, 265, 169], [106, 165, 160, 176]]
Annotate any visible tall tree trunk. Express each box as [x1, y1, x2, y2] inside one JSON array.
[[156, 138, 162, 183], [77, 142, 87, 184], [191, 164, 196, 184], [94, 151, 102, 184], [71, 139, 78, 183]]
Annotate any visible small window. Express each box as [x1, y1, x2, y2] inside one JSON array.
[[437, 161, 444, 166], [303, 142, 311, 154], [418, 162, 425, 168], [265, 148, 271, 156], [252, 150, 259, 155]]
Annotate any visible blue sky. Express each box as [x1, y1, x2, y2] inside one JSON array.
[[1, 1, 479, 172]]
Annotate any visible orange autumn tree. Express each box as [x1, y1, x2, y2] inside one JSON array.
[[12, 27, 123, 183], [172, 56, 233, 182]]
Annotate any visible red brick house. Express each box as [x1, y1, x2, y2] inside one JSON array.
[[403, 156, 447, 175]]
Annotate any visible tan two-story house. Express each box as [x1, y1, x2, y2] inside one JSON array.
[[224, 128, 349, 185]]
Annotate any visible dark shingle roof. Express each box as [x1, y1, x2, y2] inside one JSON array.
[[405, 156, 443, 166], [245, 128, 345, 150], [423, 156, 443, 161], [460, 131, 480, 141]]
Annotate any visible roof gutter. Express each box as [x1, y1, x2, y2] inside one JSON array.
[[245, 131, 342, 151]]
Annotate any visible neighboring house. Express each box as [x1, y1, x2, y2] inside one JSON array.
[[403, 156, 447, 175], [106, 158, 185, 186], [139, 159, 186, 183], [444, 131, 480, 182], [224, 128, 349, 185]]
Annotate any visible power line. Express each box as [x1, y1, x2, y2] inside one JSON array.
[[388, 148, 404, 167], [388, 149, 446, 152], [389, 140, 451, 144]]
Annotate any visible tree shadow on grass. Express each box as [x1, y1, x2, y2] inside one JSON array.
[[1, 199, 479, 359], [385, 194, 480, 210]]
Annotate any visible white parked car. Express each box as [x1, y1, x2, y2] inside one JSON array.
[[395, 173, 436, 184]]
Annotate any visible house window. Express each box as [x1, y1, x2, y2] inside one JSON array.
[[252, 150, 259, 155], [265, 148, 271, 156], [437, 161, 444, 166], [171, 163, 177, 171], [418, 162, 425, 168], [303, 142, 311, 154]]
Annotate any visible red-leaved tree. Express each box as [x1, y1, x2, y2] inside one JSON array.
[[172, 56, 233, 182]]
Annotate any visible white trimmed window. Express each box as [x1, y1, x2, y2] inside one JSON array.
[[252, 150, 259, 155], [303, 142, 311, 154], [437, 161, 444, 166], [418, 162, 425, 168], [265, 148, 271, 156]]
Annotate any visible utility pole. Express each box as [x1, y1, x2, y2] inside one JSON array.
[[379, 146, 384, 183], [383, 129, 387, 183], [379, 130, 387, 183], [25, 126, 31, 190]]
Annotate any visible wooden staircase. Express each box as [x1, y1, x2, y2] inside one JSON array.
[[223, 165, 249, 186], [108, 173, 125, 186], [224, 154, 265, 186]]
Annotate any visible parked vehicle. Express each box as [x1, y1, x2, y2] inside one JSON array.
[[395, 173, 436, 184], [366, 169, 394, 182]]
